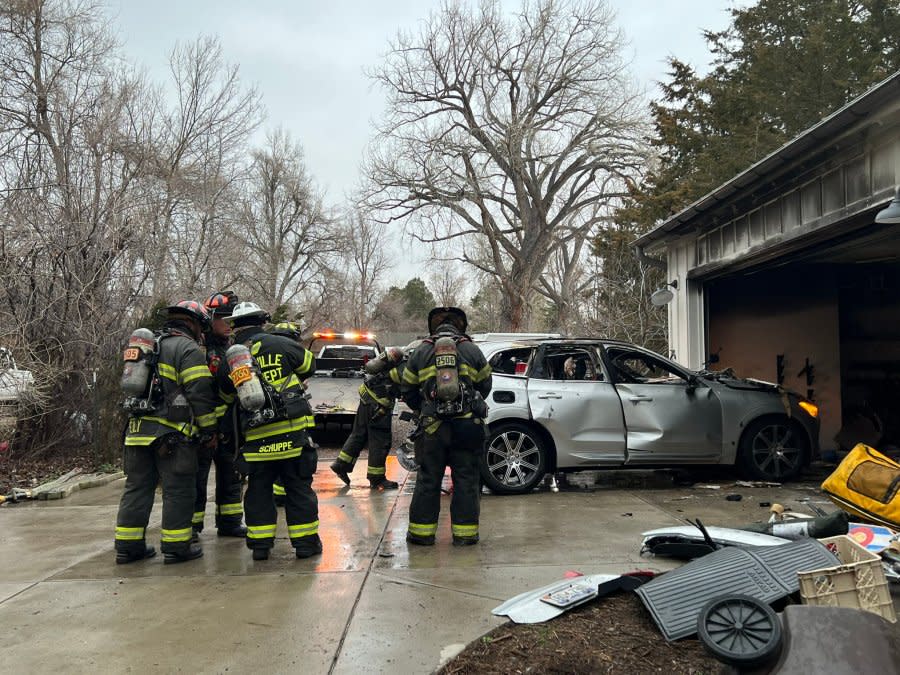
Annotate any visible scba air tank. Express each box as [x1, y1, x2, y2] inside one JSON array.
[[433, 336, 461, 402], [225, 344, 266, 411], [364, 346, 404, 375], [121, 328, 156, 397]]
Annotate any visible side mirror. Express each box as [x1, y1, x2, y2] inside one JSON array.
[[685, 374, 699, 393]]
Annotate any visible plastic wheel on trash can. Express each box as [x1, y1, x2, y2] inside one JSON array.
[[697, 594, 783, 669]]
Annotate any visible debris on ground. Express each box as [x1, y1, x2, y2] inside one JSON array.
[[734, 480, 782, 488], [636, 538, 840, 640], [442, 593, 717, 675], [641, 524, 788, 559]]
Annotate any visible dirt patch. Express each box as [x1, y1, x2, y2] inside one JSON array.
[[0, 447, 115, 494], [440, 593, 716, 674]]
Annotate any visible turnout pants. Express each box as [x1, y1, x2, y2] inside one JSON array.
[[408, 418, 483, 543], [337, 403, 393, 481], [193, 437, 244, 532], [243, 448, 319, 553], [115, 436, 197, 554]]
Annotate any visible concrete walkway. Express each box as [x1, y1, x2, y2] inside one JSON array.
[[0, 461, 847, 673]]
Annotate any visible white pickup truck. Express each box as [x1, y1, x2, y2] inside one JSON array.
[[0, 347, 34, 433], [304, 331, 379, 429]]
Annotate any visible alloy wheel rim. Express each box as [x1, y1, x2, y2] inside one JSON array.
[[487, 431, 541, 486], [751, 424, 802, 478]]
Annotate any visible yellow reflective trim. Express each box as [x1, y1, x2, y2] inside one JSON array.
[[115, 526, 145, 540], [417, 365, 436, 382], [195, 412, 217, 428], [124, 435, 157, 446], [474, 363, 492, 382], [451, 523, 479, 536], [161, 527, 193, 542], [272, 483, 286, 496], [181, 365, 213, 384], [192, 511, 205, 524], [360, 383, 391, 408], [288, 521, 319, 536], [367, 466, 386, 475], [244, 447, 303, 462], [244, 416, 314, 442], [338, 451, 355, 464], [219, 392, 235, 404], [217, 503, 243, 515], [157, 363, 177, 381], [214, 404, 228, 418], [408, 522, 438, 536], [247, 524, 276, 539], [402, 368, 418, 384], [389, 368, 401, 384], [295, 349, 313, 376], [269, 374, 300, 389]]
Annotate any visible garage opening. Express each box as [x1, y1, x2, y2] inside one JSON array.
[[705, 222, 900, 456]]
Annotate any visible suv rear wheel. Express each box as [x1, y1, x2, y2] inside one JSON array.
[[480, 422, 547, 494]]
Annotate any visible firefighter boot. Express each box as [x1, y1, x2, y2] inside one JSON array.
[[217, 524, 248, 537], [163, 543, 204, 565], [370, 477, 399, 490], [252, 548, 269, 561], [453, 535, 480, 546], [406, 532, 435, 546], [295, 534, 323, 559], [116, 545, 156, 565], [330, 459, 352, 486]]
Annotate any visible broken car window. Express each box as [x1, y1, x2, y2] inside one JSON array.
[[606, 348, 686, 385]]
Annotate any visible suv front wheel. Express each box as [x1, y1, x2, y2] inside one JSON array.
[[480, 422, 547, 495]]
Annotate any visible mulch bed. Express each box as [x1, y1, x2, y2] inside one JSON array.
[[440, 592, 717, 674], [0, 448, 115, 494]]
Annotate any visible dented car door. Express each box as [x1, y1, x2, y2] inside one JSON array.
[[603, 344, 723, 463], [526, 344, 626, 465]]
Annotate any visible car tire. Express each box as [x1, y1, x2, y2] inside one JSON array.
[[738, 417, 808, 482], [480, 422, 547, 495]]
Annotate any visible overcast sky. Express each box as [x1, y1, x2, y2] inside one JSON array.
[[109, 0, 742, 283]]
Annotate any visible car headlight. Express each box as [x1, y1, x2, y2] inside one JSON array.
[[798, 400, 819, 418]]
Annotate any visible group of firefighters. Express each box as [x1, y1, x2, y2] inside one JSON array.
[[113, 293, 492, 564]]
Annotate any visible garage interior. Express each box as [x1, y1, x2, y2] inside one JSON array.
[[706, 220, 900, 455]]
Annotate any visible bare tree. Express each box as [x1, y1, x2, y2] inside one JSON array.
[[342, 209, 391, 327], [427, 258, 470, 307], [237, 128, 334, 314], [366, 0, 646, 329]]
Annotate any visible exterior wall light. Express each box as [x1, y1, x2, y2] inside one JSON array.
[[650, 279, 679, 306], [875, 188, 900, 224]]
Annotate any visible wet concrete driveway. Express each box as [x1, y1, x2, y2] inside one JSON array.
[[0, 461, 859, 673]]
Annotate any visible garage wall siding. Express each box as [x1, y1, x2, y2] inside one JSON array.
[[707, 268, 841, 450]]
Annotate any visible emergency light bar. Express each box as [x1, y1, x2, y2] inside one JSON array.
[[312, 330, 376, 340]]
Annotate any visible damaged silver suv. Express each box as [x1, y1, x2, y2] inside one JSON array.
[[478, 338, 820, 494]]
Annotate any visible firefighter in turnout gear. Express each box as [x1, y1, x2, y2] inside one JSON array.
[[402, 307, 492, 546], [268, 321, 303, 506], [330, 346, 405, 490], [191, 291, 246, 538], [225, 302, 321, 560], [114, 301, 219, 564]]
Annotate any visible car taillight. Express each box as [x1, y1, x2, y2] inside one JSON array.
[[514, 362, 527, 375]]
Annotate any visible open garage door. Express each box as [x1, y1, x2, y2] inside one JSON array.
[[704, 222, 900, 456]]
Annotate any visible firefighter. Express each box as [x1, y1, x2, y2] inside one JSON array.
[[191, 290, 246, 538], [330, 346, 405, 490], [402, 307, 492, 546], [225, 302, 321, 560], [114, 301, 219, 564], [268, 322, 304, 506]]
